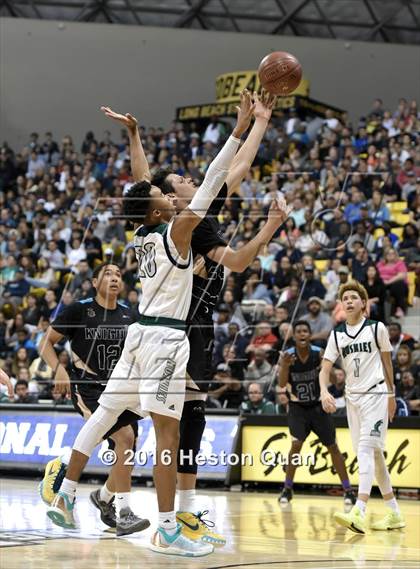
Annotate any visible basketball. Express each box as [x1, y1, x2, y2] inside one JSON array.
[[258, 51, 302, 96]]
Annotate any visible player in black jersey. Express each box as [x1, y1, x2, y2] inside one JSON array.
[[278, 320, 355, 505], [101, 90, 289, 543], [39, 263, 149, 536]]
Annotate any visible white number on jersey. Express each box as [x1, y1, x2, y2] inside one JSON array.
[[135, 243, 157, 278]]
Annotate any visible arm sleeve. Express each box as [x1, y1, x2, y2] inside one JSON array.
[[188, 135, 240, 219], [377, 321, 393, 352], [50, 303, 83, 340], [323, 331, 339, 363]]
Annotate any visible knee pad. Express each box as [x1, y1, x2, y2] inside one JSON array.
[[177, 400, 206, 474], [357, 445, 375, 495], [74, 406, 120, 457]]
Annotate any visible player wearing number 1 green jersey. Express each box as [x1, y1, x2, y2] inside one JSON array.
[[320, 281, 405, 534]]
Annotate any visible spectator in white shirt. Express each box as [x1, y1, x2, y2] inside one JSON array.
[[203, 115, 223, 145], [67, 238, 87, 269], [26, 152, 45, 178], [42, 240, 65, 269]]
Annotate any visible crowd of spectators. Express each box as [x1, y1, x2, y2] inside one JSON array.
[[0, 96, 419, 415]]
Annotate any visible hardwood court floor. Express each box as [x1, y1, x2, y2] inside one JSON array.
[[1, 478, 419, 569]]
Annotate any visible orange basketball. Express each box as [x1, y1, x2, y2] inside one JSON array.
[[258, 51, 302, 96]]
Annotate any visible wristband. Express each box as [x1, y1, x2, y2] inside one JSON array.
[[387, 386, 396, 398]]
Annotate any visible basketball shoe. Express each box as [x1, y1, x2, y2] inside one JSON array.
[[344, 490, 357, 506], [150, 523, 213, 556], [39, 456, 67, 505], [371, 509, 405, 531], [47, 491, 76, 529], [89, 489, 116, 528], [278, 487, 293, 504], [334, 506, 366, 534], [176, 511, 226, 545]]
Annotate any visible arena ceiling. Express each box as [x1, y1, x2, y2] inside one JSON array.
[[1, 0, 419, 44]]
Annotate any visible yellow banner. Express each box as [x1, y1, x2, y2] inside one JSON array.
[[176, 97, 298, 121], [215, 70, 309, 103], [242, 426, 420, 488]]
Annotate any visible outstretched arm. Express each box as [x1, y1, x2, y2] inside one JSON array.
[[171, 101, 254, 258], [226, 89, 277, 195], [207, 196, 291, 272], [100, 106, 150, 182]]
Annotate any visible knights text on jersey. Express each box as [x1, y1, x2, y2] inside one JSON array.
[[323, 318, 392, 397], [51, 298, 134, 380], [286, 346, 322, 405], [134, 219, 192, 322]]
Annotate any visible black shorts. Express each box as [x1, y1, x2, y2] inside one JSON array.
[[70, 369, 139, 445], [186, 315, 214, 394], [287, 402, 336, 447]]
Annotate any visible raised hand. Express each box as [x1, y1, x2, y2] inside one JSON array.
[[280, 351, 297, 367], [253, 89, 277, 121], [100, 106, 138, 135], [233, 90, 256, 137], [267, 195, 293, 227]]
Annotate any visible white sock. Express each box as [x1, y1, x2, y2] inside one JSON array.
[[99, 483, 114, 504], [60, 478, 77, 503], [159, 511, 177, 536], [178, 489, 196, 513], [60, 448, 72, 466], [355, 499, 367, 515], [115, 492, 130, 516], [385, 497, 400, 514]]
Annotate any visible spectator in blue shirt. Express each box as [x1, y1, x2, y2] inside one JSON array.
[[369, 189, 390, 226], [344, 187, 366, 224], [2, 269, 30, 306]]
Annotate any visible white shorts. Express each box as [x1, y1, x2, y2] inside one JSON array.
[[99, 323, 189, 421], [346, 382, 388, 452]]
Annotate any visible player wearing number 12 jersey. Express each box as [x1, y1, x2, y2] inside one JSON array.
[[320, 281, 405, 534], [39, 263, 148, 536], [278, 320, 355, 505]]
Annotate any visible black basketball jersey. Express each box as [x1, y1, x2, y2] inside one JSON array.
[[188, 183, 227, 322], [51, 297, 134, 382], [286, 345, 322, 406]]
